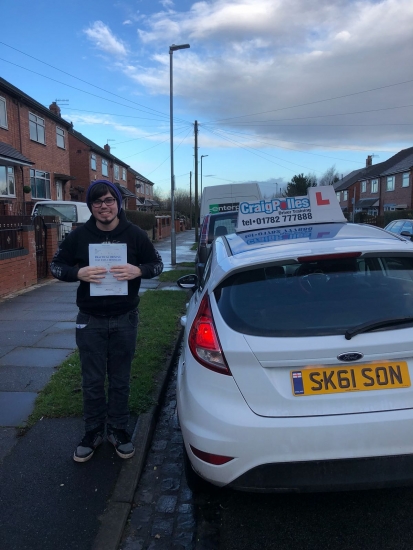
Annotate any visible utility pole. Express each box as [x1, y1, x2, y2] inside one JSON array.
[[194, 120, 199, 242], [189, 171, 192, 229]]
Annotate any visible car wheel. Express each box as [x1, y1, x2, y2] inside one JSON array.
[[183, 444, 216, 494]]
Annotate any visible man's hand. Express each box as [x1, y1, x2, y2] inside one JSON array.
[[110, 264, 142, 281], [78, 266, 107, 283]]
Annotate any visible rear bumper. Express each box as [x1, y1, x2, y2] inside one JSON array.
[[229, 454, 413, 493]]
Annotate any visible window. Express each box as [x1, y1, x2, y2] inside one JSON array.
[[343, 191, 348, 201], [56, 127, 65, 148], [114, 164, 119, 180], [0, 166, 15, 196], [102, 159, 108, 177], [336, 192, 340, 201], [215, 255, 413, 337], [402, 172, 410, 187], [122, 167, 126, 180], [371, 179, 378, 193], [91, 154, 96, 171], [387, 176, 395, 191], [29, 112, 45, 144], [30, 169, 51, 199], [361, 181, 366, 193], [0, 96, 7, 128]]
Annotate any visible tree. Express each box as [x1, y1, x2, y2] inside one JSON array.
[[318, 165, 340, 186], [284, 173, 317, 197]]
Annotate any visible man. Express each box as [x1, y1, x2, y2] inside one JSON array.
[[50, 180, 163, 462]]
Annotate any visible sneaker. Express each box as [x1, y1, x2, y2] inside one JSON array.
[[73, 424, 104, 463], [107, 426, 135, 459]]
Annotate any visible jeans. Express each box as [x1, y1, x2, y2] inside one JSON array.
[[75, 310, 139, 431]]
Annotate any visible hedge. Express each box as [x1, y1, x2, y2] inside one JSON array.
[[125, 210, 156, 230]]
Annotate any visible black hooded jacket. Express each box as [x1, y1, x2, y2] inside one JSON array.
[[50, 210, 163, 315]]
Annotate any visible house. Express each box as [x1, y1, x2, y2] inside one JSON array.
[[0, 77, 73, 215], [67, 128, 135, 206], [334, 148, 413, 219], [128, 167, 158, 211]]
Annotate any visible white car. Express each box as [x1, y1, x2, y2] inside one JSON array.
[[177, 187, 413, 492]]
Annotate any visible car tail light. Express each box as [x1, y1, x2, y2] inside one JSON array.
[[190, 445, 234, 465], [188, 294, 231, 375]]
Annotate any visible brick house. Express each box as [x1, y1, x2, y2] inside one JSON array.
[[0, 77, 73, 215], [128, 167, 158, 211], [334, 147, 413, 219], [68, 128, 138, 208]]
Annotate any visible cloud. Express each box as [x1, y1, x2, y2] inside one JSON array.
[[84, 21, 128, 57], [159, 0, 174, 7], [130, 0, 413, 149]]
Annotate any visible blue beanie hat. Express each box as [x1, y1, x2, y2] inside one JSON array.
[[86, 180, 123, 214]]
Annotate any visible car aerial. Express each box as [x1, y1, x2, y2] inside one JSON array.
[[195, 210, 238, 278], [384, 219, 413, 240], [177, 186, 413, 493]]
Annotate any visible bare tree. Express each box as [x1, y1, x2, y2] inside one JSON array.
[[319, 165, 340, 186]]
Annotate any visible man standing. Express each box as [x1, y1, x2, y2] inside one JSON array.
[[50, 180, 163, 462]]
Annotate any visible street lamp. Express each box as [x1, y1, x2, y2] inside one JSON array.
[[170, 43, 190, 265], [200, 154, 208, 197]]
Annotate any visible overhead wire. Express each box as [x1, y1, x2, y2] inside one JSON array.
[[205, 79, 413, 123], [0, 57, 189, 125], [0, 41, 190, 123], [202, 125, 323, 174], [206, 127, 393, 160]]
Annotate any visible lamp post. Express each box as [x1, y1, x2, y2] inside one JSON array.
[[169, 43, 190, 266], [200, 154, 208, 197]]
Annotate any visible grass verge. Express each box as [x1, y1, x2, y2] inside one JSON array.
[[158, 268, 195, 282], [27, 290, 188, 428]]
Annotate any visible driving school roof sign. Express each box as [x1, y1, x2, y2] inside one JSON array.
[[236, 186, 346, 232]]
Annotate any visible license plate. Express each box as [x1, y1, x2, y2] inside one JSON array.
[[291, 361, 411, 396]]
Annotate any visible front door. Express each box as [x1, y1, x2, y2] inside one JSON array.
[[56, 180, 63, 200]]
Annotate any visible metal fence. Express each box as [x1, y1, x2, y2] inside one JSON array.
[[0, 216, 32, 252]]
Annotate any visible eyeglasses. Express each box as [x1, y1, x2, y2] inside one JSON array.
[[91, 197, 116, 207]]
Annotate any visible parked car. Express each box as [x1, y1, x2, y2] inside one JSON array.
[[195, 211, 238, 278], [32, 201, 91, 241], [177, 194, 413, 493], [384, 219, 413, 240]]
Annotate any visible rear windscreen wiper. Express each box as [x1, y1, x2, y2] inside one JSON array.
[[345, 317, 413, 340]]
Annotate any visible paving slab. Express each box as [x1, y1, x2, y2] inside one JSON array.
[[43, 322, 76, 333], [0, 391, 38, 426], [0, 417, 131, 550], [0, 331, 44, 348], [0, 346, 14, 359], [21, 311, 77, 322], [0, 320, 56, 332], [0, 366, 56, 392], [33, 331, 76, 349], [0, 347, 74, 368]]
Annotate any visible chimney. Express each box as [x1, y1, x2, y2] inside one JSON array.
[[104, 144, 111, 153], [49, 101, 61, 117], [366, 155, 373, 167]]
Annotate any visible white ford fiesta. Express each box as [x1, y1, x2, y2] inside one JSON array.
[[177, 187, 413, 493]]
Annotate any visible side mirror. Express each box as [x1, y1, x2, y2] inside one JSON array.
[[177, 274, 199, 291]]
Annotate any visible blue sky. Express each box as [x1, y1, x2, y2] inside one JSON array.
[[1, 0, 412, 196]]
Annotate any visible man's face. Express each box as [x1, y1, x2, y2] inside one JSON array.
[[91, 191, 118, 227]]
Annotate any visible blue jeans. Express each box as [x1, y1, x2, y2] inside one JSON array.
[[75, 310, 139, 431]]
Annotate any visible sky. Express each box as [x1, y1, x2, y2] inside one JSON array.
[[1, 0, 412, 197]]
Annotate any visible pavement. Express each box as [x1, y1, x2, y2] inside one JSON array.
[[0, 229, 196, 550]]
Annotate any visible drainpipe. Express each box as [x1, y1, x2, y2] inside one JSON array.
[[17, 100, 27, 215]]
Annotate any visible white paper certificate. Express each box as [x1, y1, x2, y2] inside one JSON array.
[[89, 243, 128, 296]]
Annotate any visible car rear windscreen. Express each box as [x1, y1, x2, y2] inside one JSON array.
[[34, 204, 78, 222], [215, 255, 413, 337]]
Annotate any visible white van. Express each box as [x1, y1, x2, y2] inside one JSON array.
[[31, 201, 91, 240], [200, 183, 263, 224]]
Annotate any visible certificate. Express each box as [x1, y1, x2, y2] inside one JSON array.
[[89, 243, 128, 296]]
